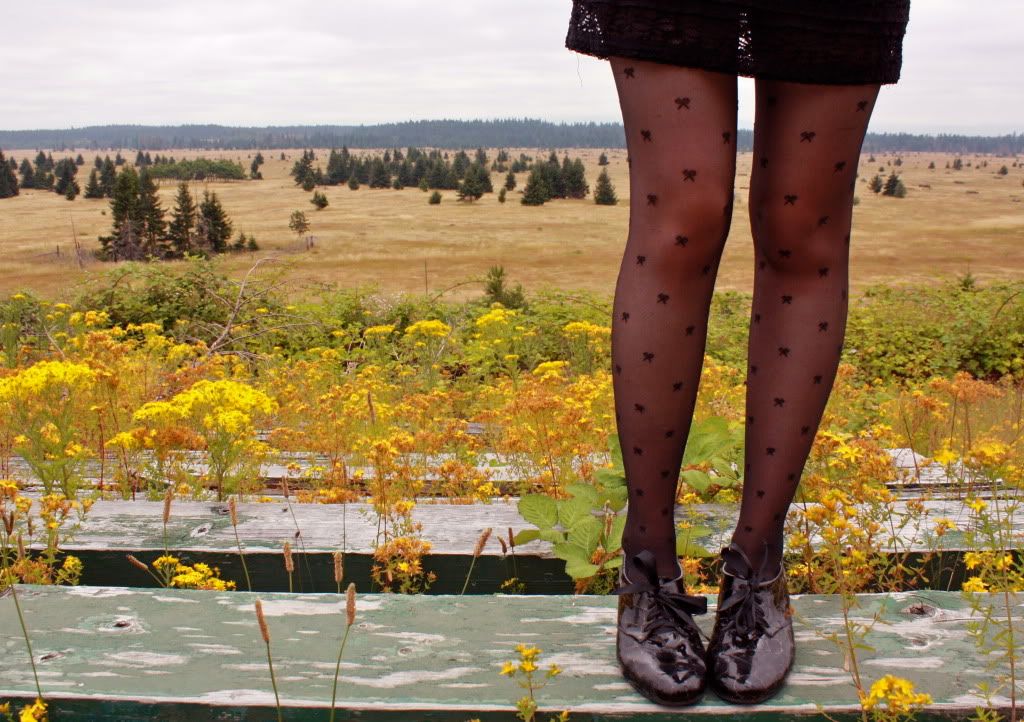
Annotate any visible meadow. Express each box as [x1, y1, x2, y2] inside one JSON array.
[[0, 147, 1022, 301]]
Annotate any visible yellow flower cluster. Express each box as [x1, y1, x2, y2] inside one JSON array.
[[404, 319, 451, 338], [152, 555, 236, 591], [0, 360, 97, 400], [860, 674, 933, 714]]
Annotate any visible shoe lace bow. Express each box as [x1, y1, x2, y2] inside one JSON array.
[[612, 550, 708, 642], [716, 543, 776, 640]]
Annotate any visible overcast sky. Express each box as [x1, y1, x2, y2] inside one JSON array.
[[1, 0, 1020, 134]]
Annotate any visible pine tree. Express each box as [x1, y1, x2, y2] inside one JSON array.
[[564, 158, 589, 199], [196, 191, 233, 254], [429, 191, 442, 204], [166, 182, 197, 257], [138, 168, 167, 257], [882, 172, 906, 198], [520, 167, 550, 206], [94, 156, 103, 169], [246, 235, 259, 251], [53, 158, 79, 197], [99, 166, 143, 261], [348, 176, 360, 190], [0, 150, 19, 198], [32, 151, 54, 190], [504, 170, 516, 191], [100, 157, 117, 197], [19, 159, 35, 189], [868, 174, 883, 193], [594, 168, 617, 205], [114, 152, 125, 166], [598, 152, 609, 166], [457, 165, 486, 202], [83, 168, 103, 199], [498, 187, 507, 204], [310, 190, 329, 209]]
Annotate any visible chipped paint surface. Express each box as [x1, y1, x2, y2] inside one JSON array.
[[21, 497, 1019, 556], [0, 585, 1020, 718]]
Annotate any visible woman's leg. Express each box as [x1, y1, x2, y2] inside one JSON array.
[[609, 57, 738, 581], [735, 80, 881, 574]]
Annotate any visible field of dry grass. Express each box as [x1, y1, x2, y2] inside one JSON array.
[[0, 147, 1021, 302]]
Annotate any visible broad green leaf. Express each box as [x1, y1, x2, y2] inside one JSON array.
[[680, 469, 711, 493], [564, 483, 599, 505], [568, 515, 602, 556], [512, 528, 540, 545], [538, 529, 566, 544], [557, 496, 591, 529], [594, 467, 626, 489], [605, 555, 623, 569], [518, 494, 557, 529], [565, 559, 601, 580], [553, 541, 589, 564]]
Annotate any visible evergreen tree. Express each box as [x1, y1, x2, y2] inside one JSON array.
[[368, 158, 391, 188], [135, 150, 146, 166], [83, 168, 104, 198], [114, 152, 125, 166], [232, 231, 247, 251], [291, 151, 315, 186], [504, 170, 516, 191], [598, 152, 609, 166], [564, 158, 589, 199], [246, 235, 259, 251], [952, 157, 963, 170], [19, 158, 35, 189], [53, 158, 79, 197], [99, 157, 117, 197], [310, 190, 329, 209], [418, 176, 429, 192], [498, 187, 506, 204], [166, 182, 197, 257], [928, 161, 935, 169], [594, 168, 617, 205], [429, 191, 442, 205], [137, 168, 167, 257], [868, 174, 884, 193], [0, 150, 19, 198], [75, 153, 85, 166], [457, 165, 486, 201], [348, 176, 360, 190], [32, 151, 54, 190], [520, 167, 550, 206], [882, 172, 906, 198], [94, 156, 103, 169], [196, 191, 233, 254], [99, 166, 143, 261]]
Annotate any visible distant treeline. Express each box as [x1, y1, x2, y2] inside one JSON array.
[[2, 119, 1021, 153]]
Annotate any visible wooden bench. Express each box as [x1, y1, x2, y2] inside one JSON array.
[[0, 584, 1019, 720], [26, 497, 1022, 593]]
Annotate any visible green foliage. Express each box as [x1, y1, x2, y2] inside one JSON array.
[[0, 150, 18, 198], [598, 152, 609, 166], [482, 266, 526, 309], [520, 167, 549, 206], [147, 158, 246, 181], [196, 190, 233, 254], [594, 168, 617, 205], [288, 210, 310, 239], [310, 190, 329, 210], [428, 190, 442, 204], [83, 168, 103, 199], [166, 182, 197, 257], [504, 170, 516, 191], [882, 172, 907, 198], [498, 187, 507, 203], [869, 174, 883, 193]]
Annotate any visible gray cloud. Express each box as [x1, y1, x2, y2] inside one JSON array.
[[0, 0, 1020, 133]]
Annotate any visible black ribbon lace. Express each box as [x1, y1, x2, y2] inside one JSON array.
[[613, 550, 708, 641]]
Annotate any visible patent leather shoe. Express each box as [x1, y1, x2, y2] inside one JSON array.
[[612, 549, 710, 706], [706, 542, 795, 704]]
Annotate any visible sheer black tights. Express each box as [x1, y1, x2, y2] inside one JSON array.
[[609, 56, 880, 581]]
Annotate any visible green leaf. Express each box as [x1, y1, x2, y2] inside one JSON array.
[[557, 496, 591, 530], [594, 467, 625, 489], [518, 494, 557, 529], [676, 534, 711, 558], [553, 541, 589, 563], [567, 515, 602, 556], [538, 529, 566, 544], [512, 528, 540, 546], [680, 469, 711, 493], [564, 483, 599, 505], [605, 555, 623, 569], [565, 559, 601, 580]]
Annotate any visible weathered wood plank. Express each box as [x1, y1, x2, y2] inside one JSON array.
[[23, 497, 1024, 593], [6, 446, 996, 494], [0, 585, 1020, 720]]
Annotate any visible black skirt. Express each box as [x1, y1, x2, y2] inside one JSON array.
[[565, 0, 911, 85]]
